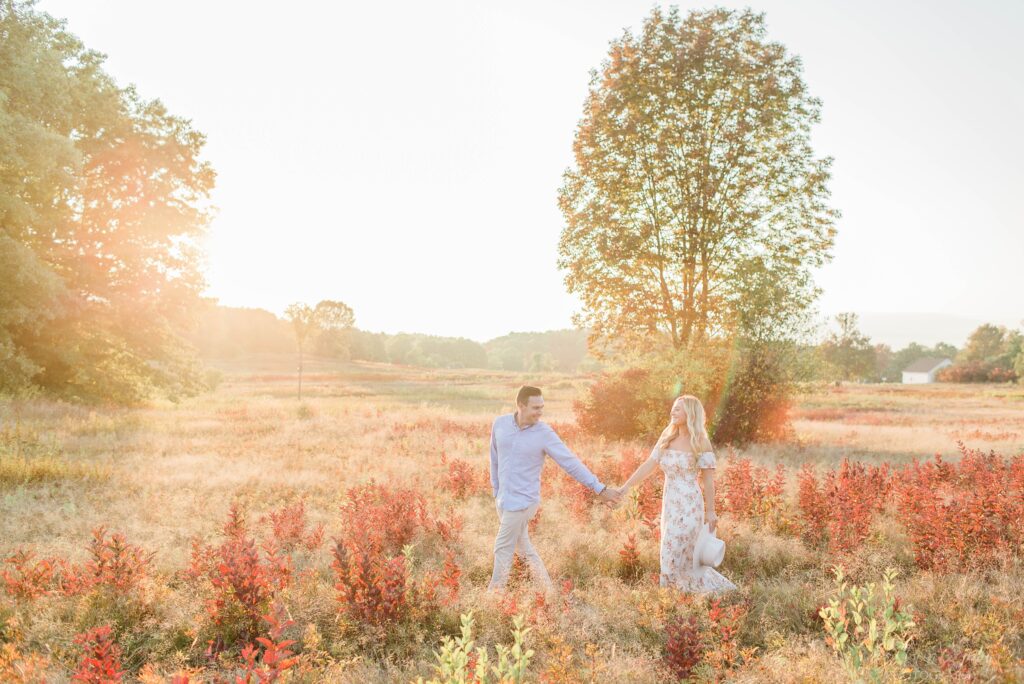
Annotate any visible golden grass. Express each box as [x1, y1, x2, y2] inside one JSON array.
[[0, 357, 1022, 681]]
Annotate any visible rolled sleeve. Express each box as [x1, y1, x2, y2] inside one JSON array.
[[541, 425, 603, 493]]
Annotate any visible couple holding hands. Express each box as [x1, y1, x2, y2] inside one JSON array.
[[488, 385, 736, 594]]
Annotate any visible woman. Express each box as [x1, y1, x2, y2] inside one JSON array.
[[615, 395, 736, 593]]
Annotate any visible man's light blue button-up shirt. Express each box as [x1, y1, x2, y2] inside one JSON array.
[[489, 413, 605, 511]]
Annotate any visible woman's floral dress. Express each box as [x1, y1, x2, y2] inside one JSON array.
[[655, 448, 737, 593]]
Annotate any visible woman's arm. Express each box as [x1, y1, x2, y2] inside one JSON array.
[[701, 468, 718, 532], [617, 453, 659, 493]]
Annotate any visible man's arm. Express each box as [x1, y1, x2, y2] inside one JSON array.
[[489, 420, 499, 498], [541, 424, 606, 493]]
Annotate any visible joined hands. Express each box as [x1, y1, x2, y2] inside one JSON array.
[[599, 486, 627, 508], [598, 486, 623, 505]]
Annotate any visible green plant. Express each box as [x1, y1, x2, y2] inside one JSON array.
[[414, 612, 534, 684], [819, 567, 915, 682]]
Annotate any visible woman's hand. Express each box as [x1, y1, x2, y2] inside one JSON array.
[[609, 486, 627, 509], [706, 511, 718, 533]]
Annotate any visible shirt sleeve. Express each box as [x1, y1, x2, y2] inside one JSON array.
[[697, 450, 716, 470], [541, 424, 603, 492], [649, 447, 661, 463], [489, 420, 499, 497]]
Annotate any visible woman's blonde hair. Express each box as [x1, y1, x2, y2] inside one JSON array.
[[655, 395, 713, 463]]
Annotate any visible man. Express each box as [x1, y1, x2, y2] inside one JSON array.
[[488, 385, 621, 591]]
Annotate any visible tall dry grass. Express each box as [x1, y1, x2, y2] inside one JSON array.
[[1, 358, 1022, 681]]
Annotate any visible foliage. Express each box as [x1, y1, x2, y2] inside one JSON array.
[[663, 615, 702, 681], [940, 324, 1022, 383], [331, 482, 441, 628], [413, 612, 534, 684], [711, 339, 799, 445], [893, 445, 1024, 570], [443, 455, 482, 500], [718, 457, 786, 529], [616, 534, 643, 583], [819, 313, 876, 382], [2, 549, 55, 601], [0, 1, 214, 403], [558, 7, 836, 352], [573, 339, 798, 445], [796, 460, 891, 553], [819, 567, 915, 682], [285, 300, 356, 397], [187, 505, 291, 651], [187, 304, 293, 359], [572, 367, 668, 441], [483, 330, 596, 373], [262, 500, 325, 553], [236, 603, 298, 683], [71, 625, 125, 683]]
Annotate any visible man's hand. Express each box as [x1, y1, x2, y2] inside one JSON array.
[[598, 486, 622, 505]]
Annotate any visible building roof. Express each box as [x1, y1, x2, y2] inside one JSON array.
[[903, 357, 952, 373]]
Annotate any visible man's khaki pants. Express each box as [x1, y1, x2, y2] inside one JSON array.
[[488, 501, 553, 591]]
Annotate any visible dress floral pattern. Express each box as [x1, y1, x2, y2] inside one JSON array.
[[656, 448, 737, 593]]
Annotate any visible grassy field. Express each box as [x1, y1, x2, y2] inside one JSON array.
[[1, 355, 1022, 682]]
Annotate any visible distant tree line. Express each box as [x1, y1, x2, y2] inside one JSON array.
[[813, 314, 1023, 384], [186, 304, 599, 373]]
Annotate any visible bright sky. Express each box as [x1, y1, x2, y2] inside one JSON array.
[[39, 0, 1024, 344]]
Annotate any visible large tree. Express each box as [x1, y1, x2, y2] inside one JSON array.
[[1, 1, 213, 402], [819, 313, 875, 382], [558, 7, 837, 351], [285, 300, 355, 399]]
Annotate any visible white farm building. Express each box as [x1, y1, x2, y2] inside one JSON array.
[[902, 357, 953, 384]]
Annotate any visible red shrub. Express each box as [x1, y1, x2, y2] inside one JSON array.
[[71, 625, 124, 683], [559, 472, 595, 522], [263, 500, 324, 552], [46, 528, 153, 599], [188, 506, 292, 648], [2, 549, 55, 600], [332, 482, 433, 627], [333, 545, 408, 626], [664, 615, 702, 681], [718, 457, 786, 526], [237, 602, 298, 683], [339, 482, 427, 556], [439, 550, 461, 604], [617, 534, 643, 583], [796, 464, 828, 544], [894, 444, 1024, 570], [572, 368, 664, 440], [796, 460, 891, 553], [614, 448, 663, 520], [432, 507, 464, 544], [82, 527, 152, 593], [444, 457, 480, 500], [704, 598, 749, 672]]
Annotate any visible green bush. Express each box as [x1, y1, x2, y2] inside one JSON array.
[[573, 340, 796, 446]]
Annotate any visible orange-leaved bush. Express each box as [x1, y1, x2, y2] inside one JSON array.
[[332, 481, 433, 627], [187, 505, 292, 651], [71, 625, 124, 683], [894, 444, 1024, 570], [718, 456, 786, 528], [797, 459, 891, 553]]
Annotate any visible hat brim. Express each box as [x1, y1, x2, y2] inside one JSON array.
[[692, 523, 712, 571]]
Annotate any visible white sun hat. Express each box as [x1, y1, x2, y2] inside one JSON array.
[[692, 523, 725, 571]]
